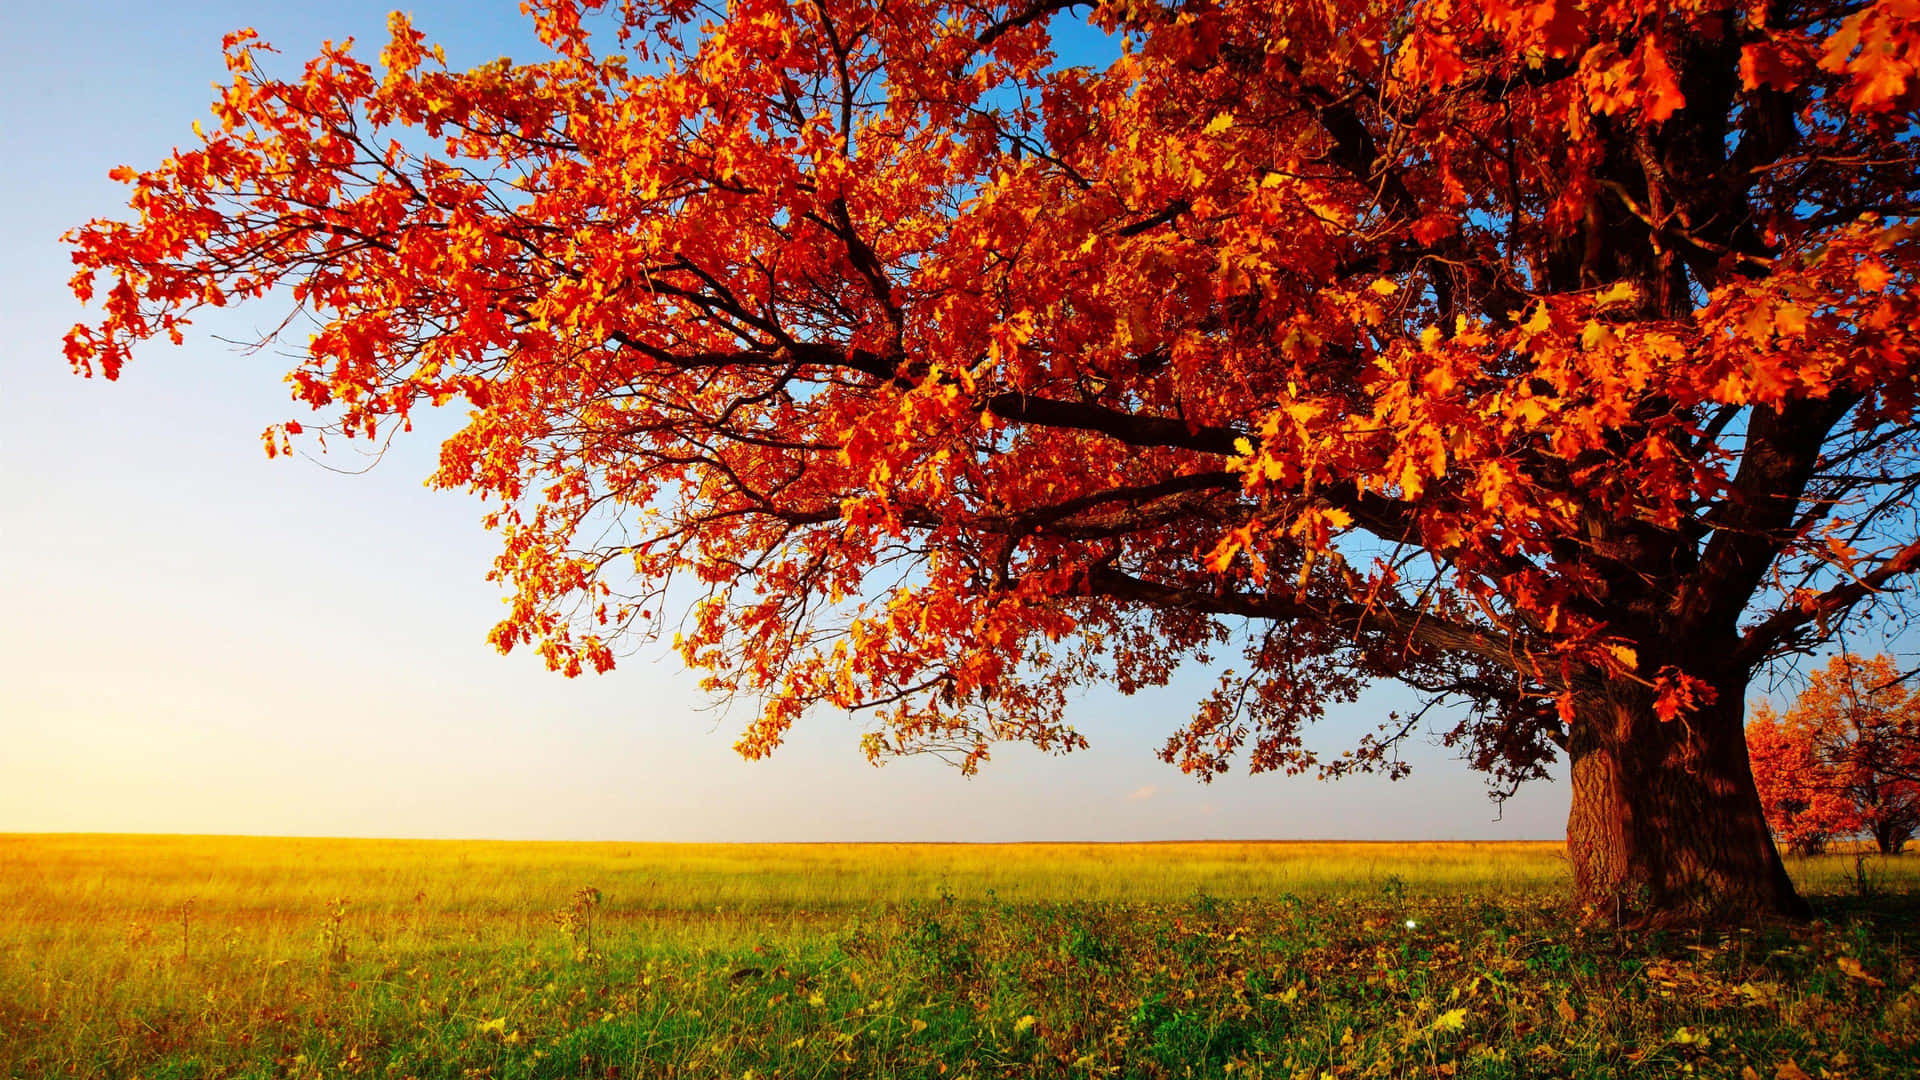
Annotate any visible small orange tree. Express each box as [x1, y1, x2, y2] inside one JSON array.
[[1746, 703, 1863, 855], [1751, 654, 1920, 855], [63, 0, 1920, 917]]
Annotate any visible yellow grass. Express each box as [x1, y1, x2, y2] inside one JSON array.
[[5, 832, 1900, 985], [0, 834, 1564, 1073], [7, 833, 1910, 927], [1, 833, 1571, 921], [3, 834, 1915, 1079], [1, 834, 1570, 997]]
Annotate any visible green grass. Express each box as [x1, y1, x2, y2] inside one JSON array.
[[1, 835, 1915, 1078]]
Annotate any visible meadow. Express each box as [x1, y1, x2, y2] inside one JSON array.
[[1, 834, 1915, 1079]]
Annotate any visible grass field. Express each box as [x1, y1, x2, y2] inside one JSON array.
[[1, 835, 1916, 1078]]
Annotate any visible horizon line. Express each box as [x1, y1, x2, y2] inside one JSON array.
[[0, 830, 1566, 846]]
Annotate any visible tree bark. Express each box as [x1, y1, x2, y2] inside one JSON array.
[[1565, 676, 1810, 922], [1873, 824, 1909, 856]]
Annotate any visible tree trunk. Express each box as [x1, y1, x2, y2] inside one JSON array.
[[1874, 823, 1908, 856], [1566, 676, 1810, 922]]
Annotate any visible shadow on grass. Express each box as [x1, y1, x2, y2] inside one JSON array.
[[1808, 888, 1920, 940]]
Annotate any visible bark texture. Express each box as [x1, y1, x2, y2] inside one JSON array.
[[1566, 677, 1809, 922]]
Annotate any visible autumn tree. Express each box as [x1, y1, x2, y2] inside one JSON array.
[[1746, 702, 1863, 855], [64, 0, 1920, 919], [1750, 654, 1920, 855]]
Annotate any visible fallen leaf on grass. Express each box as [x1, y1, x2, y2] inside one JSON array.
[[1836, 957, 1885, 987], [1776, 1060, 1812, 1080]]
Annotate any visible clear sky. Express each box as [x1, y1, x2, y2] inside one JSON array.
[[0, 0, 1569, 842]]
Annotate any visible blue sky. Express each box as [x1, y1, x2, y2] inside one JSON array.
[[0, 0, 1568, 842]]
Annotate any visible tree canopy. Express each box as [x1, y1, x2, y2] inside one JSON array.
[[64, 0, 1920, 916], [1750, 653, 1920, 855]]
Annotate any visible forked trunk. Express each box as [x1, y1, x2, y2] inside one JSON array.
[[1566, 676, 1809, 922]]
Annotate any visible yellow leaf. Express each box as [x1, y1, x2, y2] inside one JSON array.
[[1836, 956, 1885, 986], [1522, 302, 1551, 336], [1014, 1014, 1038, 1034], [1399, 460, 1426, 500], [1595, 281, 1639, 307], [1203, 113, 1234, 135], [1603, 644, 1638, 671], [1429, 1008, 1468, 1033], [1508, 396, 1550, 426], [1369, 278, 1399, 296], [1206, 537, 1240, 574], [1774, 304, 1809, 336]]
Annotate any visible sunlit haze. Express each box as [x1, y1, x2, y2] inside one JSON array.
[[0, 0, 1570, 842]]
